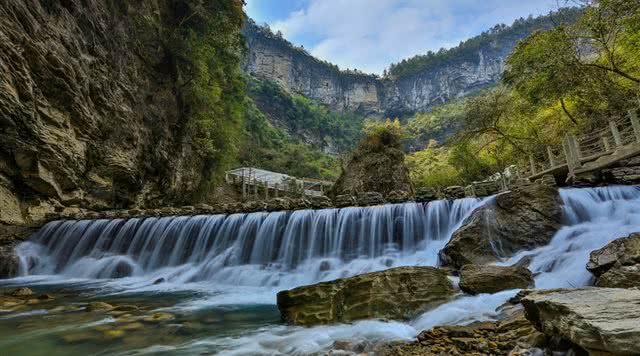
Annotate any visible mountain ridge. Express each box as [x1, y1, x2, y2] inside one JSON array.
[[243, 8, 581, 117]]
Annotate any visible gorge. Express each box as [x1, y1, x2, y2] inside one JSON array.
[[1, 185, 639, 355], [1, 1, 640, 355]]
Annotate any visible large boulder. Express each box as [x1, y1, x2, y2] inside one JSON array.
[[329, 129, 414, 198], [440, 183, 562, 269], [586, 232, 640, 288], [459, 264, 533, 295], [521, 288, 640, 355], [276, 266, 454, 326]]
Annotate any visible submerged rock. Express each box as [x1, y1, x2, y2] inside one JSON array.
[[276, 266, 454, 326], [521, 288, 640, 355], [459, 264, 533, 295], [440, 183, 562, 269], [587, 232, 640, 288], [86, 301, 115, 312], [10, 287, 34, 297]]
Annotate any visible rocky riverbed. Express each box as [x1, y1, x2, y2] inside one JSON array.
[[1, 184, 640, 355]]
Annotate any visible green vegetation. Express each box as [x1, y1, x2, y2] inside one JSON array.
[[405, 1, 640, 189], [239, 98, 340, 180], [387, 8, 581, 78], [248, 78, 365, 153], [135, 0, 247, 193]]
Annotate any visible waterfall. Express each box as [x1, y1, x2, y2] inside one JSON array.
[[16, 198, 482, 289]]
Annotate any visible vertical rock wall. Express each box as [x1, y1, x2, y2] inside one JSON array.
[[0, 0, 211, 223]]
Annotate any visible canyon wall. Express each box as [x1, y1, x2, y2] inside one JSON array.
[[243, 18, 558, 117], [0, 0, 241, 226], [243, 22, 382, 116]]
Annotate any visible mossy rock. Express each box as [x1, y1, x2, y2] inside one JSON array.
[[277, 266, 454, 326]]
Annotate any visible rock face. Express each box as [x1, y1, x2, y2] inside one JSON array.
[[330, 142, 414, 198], [587, 233, 640, 288], [522, 288, 640, 355], [378, 309, 544, 356], [0, 0, 220, 219], [440, 183, 562, 269], [459, 264, 533, 295], [243, 17, 562, 117], [276, 266, 454, 325]]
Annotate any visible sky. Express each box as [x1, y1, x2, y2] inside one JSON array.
[[245, 0, 565, 75]]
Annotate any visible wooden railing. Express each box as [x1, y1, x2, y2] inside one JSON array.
[[520, 108, 640, 182], [225, 167, 333, 199]]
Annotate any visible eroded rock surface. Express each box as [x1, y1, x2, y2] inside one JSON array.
[[276, 266, 454, 325], [459, 264, 533, 295], [376, 309, 544, 356], [587, 232, 640, 288], [522, 288, 640, 355], [440, 183, 562, 269], [0, 0, 224, 217]]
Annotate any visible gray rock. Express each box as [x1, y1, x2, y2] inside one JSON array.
[[440, 183, 562, 269], [521, 288, 640, 355], [277, 266, 454, 325], [459, 264, 533, 295], [587, 233, 640, 288]]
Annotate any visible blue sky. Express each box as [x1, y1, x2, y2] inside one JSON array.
[[245, 0, 564, 74]]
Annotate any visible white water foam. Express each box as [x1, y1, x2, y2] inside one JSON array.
[[8, 186, 640, 355]]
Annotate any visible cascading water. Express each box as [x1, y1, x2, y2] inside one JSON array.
[[16, 198, 481, 292], [2, 186, 639, 356]]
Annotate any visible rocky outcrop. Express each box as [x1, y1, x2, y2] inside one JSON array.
[[243, 21, 382, 116], [459, 264, 534, 295], [330, 140, 414, 198], [377, 309, 544, 356], [587, 232, 640, 288], [243, 15, 569, 117], [276, 266, 454, 325], [0, 0, 233, 219], [521, 288, 640, 355], [440, 183, 562, 269]]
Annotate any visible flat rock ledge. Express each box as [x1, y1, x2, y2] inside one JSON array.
[[276, 266, 454, 326], [521, 288, 640, 355], [459, 264, 534, 295]]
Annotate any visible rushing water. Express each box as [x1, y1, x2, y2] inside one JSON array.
[[1, 186, 640, 355]]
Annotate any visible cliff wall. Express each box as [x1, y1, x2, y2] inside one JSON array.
[[243, 12, 575, 117], [0, 0, 241, 225]]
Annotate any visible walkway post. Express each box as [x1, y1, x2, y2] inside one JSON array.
[[569, 135, 582, 159], [546, 146, 556, 167], [563, 135, 576, 179], [242, 169, 247, 199], [629, 109, 640, 143], [529, 155, 537, 175], [264, 181, 269, 200], [609, 120, 623, 147], [253, 178, 258, 198], [274, 183, 279, 198]]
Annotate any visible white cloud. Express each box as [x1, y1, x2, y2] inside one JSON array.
[[269, 0, 561, 74]]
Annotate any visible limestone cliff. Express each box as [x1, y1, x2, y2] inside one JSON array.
[[243, 11, 578, 117], [0, 0, 243, 226], [243, 21, 382, 116]]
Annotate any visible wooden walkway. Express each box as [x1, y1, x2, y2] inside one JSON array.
[[225, 167, 333, 199], [523, 108, 640, 183]]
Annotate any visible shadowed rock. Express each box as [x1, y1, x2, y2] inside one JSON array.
[[440, 183, 562, 269], [587, 232, 640, 288], [459, 264, 533, 295]]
